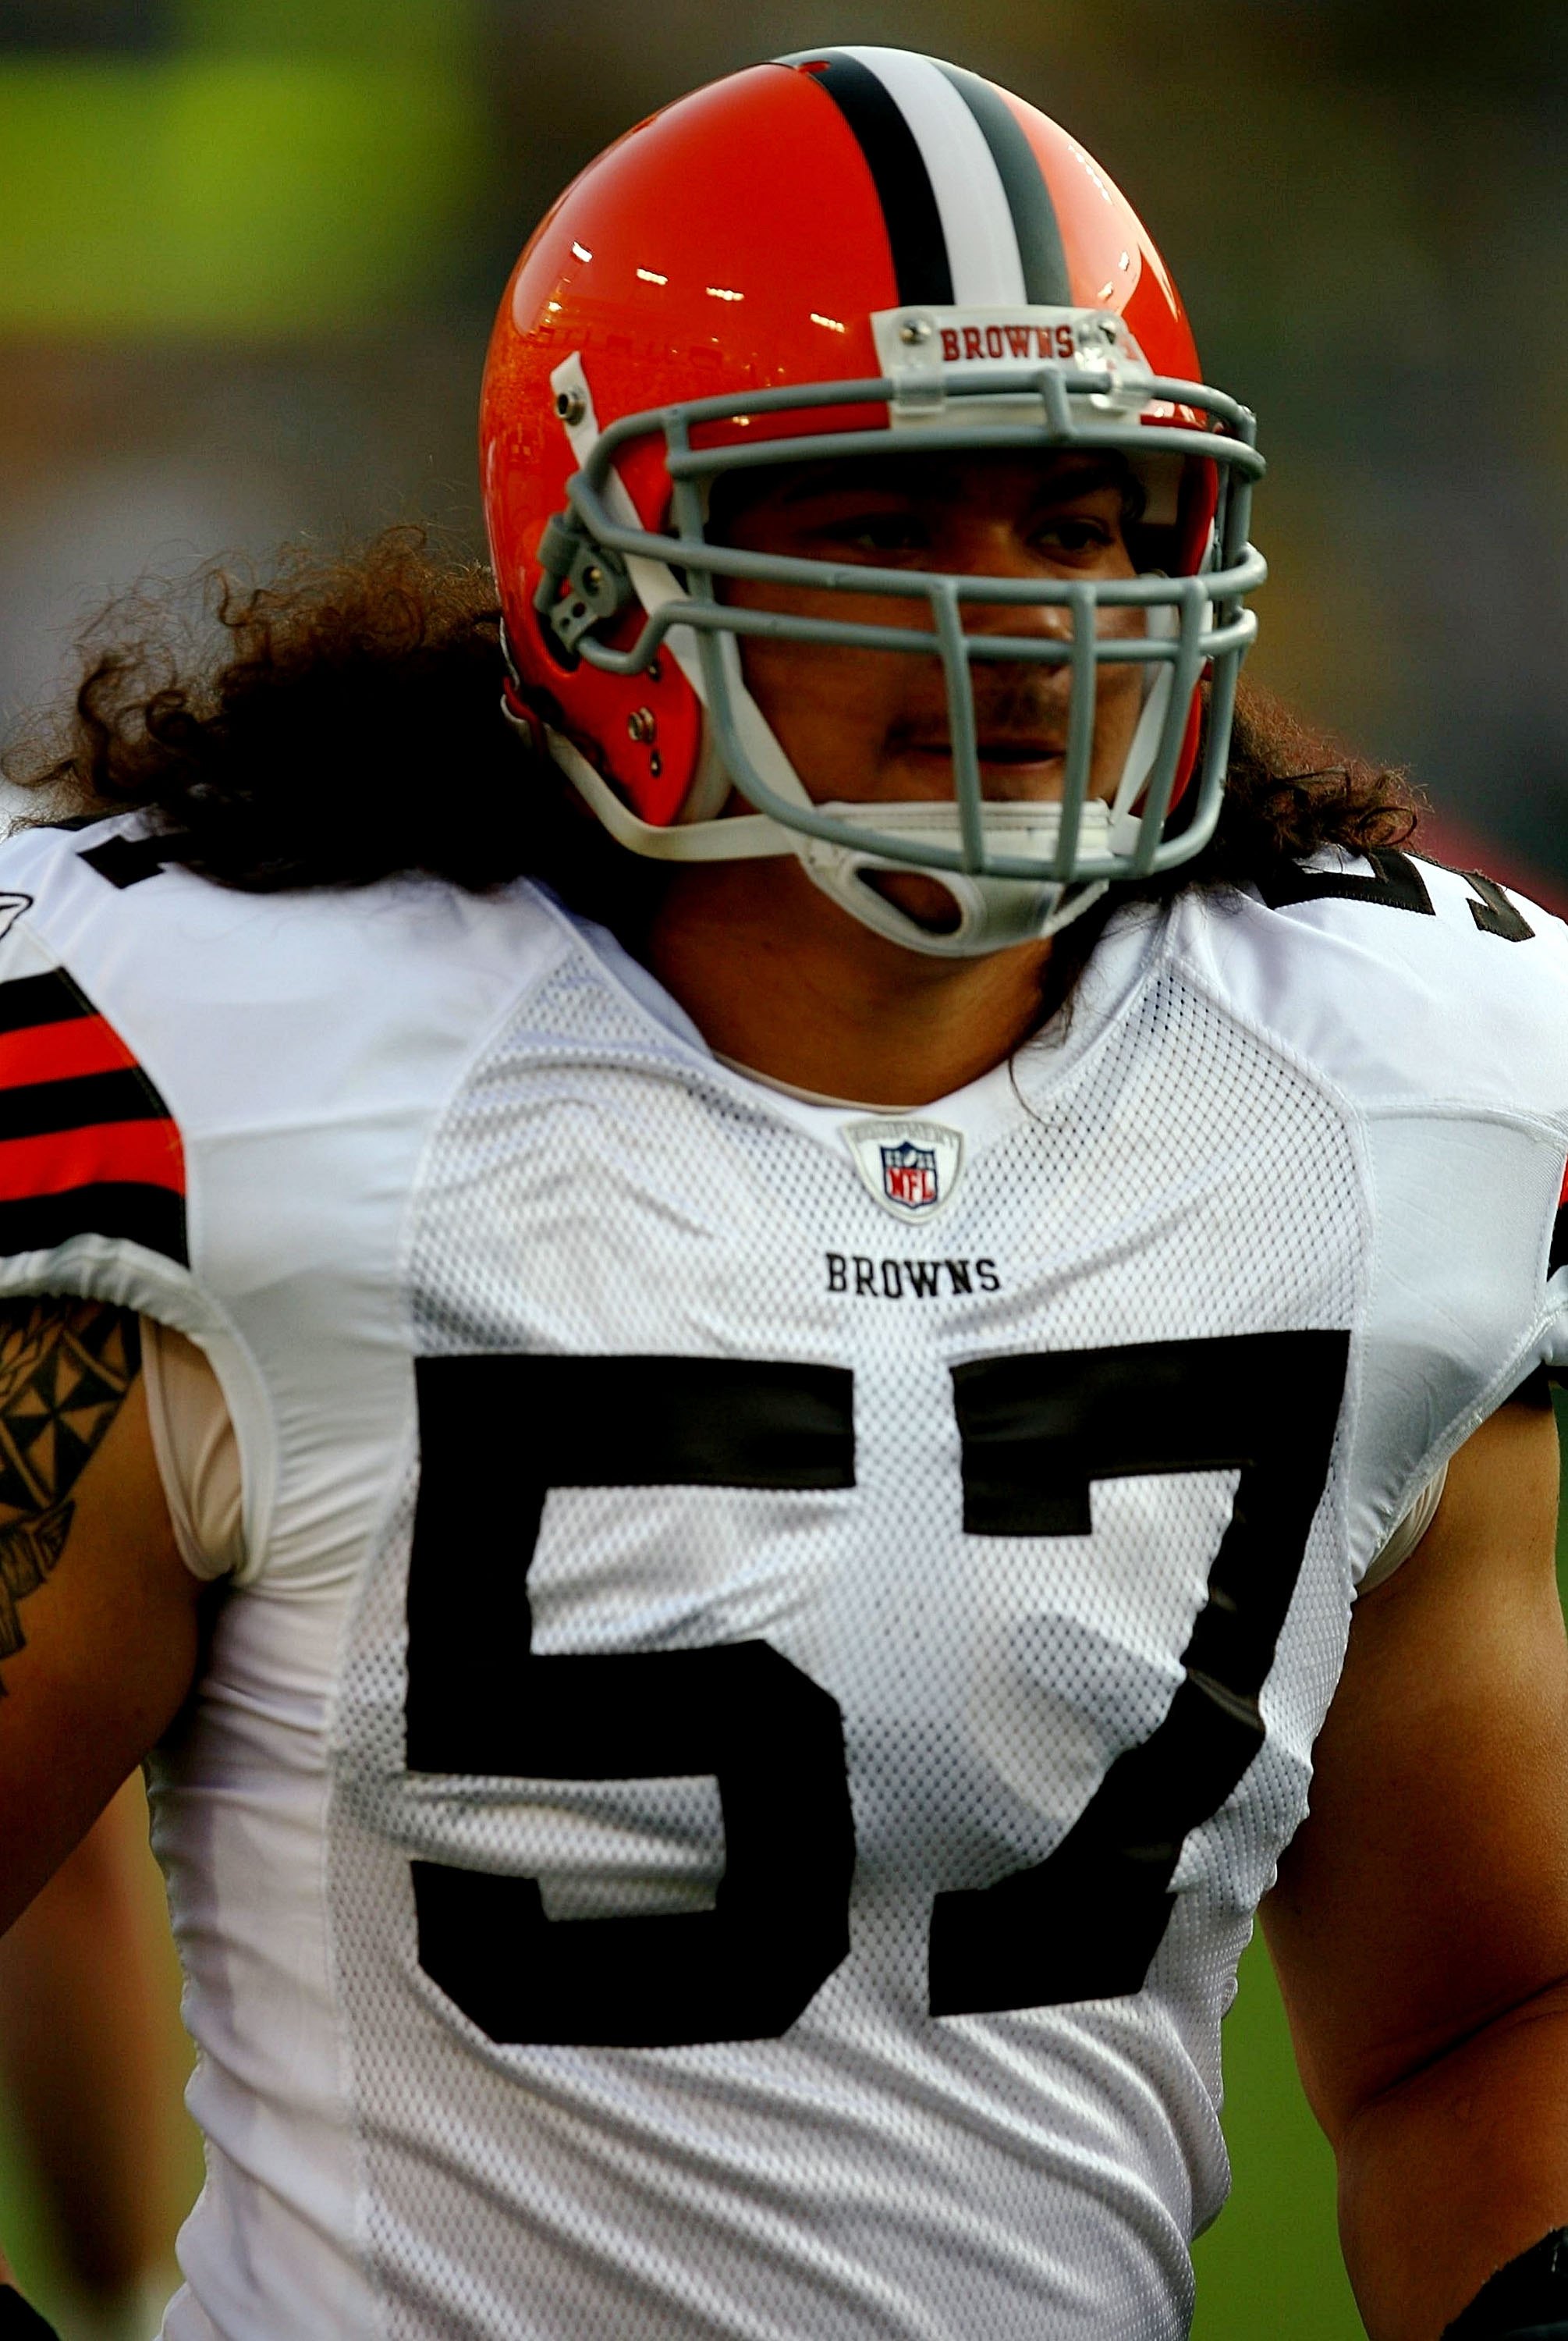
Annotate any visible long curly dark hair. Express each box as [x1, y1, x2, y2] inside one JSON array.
[[5, 528, 1420, 932]]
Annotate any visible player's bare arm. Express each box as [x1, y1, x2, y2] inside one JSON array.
[[1266, 1391, 1568, 2339], [0, 1298, 199, 1935]]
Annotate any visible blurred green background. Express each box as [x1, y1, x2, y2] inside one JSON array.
[[0, 0, 1563, 2333], [2, 0, 1563, 887]]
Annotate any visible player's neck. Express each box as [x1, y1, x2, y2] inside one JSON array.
[[642, 858, 1057, 1110]]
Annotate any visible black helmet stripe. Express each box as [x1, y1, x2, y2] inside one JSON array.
[[933, 63, 1073, 306], [782, 51, 955, 307]]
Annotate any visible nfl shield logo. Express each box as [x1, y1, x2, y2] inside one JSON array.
[[882, 1139, 938, 1212], [842, 1117, 964, 1224]]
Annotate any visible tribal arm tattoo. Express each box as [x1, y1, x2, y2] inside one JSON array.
[[0, 1300, 140, 1689]]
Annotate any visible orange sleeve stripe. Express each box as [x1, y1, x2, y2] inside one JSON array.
[[0, 1117, 186, 1203], [0, 1015, 138, 1091]]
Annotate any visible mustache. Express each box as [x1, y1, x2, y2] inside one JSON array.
[[885, 670, 1073, 749]]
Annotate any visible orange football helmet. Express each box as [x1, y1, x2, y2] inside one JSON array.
[[481, 46, 1265, 953]]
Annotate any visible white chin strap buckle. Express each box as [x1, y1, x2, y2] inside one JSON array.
[[789, 798, 1115, 957], [796, 833, 1107, 959]]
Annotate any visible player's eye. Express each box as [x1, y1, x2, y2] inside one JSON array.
[[807, 508, 928, 556], [1032, 514, 1116, 556]]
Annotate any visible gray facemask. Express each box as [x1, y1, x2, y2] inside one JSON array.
[[530, 310, 1265, 957]]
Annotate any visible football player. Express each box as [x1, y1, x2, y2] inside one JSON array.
[[1, 44, 1567, 2341]]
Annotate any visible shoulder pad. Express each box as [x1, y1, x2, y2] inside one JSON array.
[[1174, 847, 1568, 1121]]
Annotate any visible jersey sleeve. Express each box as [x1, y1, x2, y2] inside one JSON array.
[[0, 815, 560, 1595], [0, 915, 247, 1579], [0, 947, 187, 1277], [1176, 850, 1568, 1576], [1545, 1169, 1568, 1377], [1357, 1462, 1448, 1595]]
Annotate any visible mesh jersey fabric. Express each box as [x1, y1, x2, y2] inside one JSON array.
[[0, 818, 1564, 2339], [325, 915, 1366, 2341], [129, 1234, 1444, 1594]]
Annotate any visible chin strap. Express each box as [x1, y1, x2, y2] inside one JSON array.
[[541, 718, 1113, 957], [540, 725, 789, 864], [801, 860, 1110, 956], [789, 804, 1111, 956]]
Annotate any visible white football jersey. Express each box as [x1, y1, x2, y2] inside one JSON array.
[[1, 815, 1566, 2341]]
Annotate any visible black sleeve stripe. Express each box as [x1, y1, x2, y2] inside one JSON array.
[[0, 1184, 187, 1266], [1550, 1205, 1568, 1281], [0, 968, 187, 1266], [0, 1068, 172, 1145], [0, 972, 95, 1035], [934, 63, 1073, 305]]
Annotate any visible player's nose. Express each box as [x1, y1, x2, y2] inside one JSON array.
[[947, 521, 1073, 648]]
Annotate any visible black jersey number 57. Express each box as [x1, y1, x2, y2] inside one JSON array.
[[406, 1330, 1346, 2046]]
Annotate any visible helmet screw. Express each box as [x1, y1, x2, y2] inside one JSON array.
[[899, 317, 933, 346], [649, 750, 663, 778], [555, 388, 587, 425], [580, 563, 603, 593], [628, 707, 657, 744], [647, 655, 662, 682]]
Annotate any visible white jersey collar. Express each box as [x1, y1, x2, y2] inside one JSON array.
[[538, 883, 1171, 1153]]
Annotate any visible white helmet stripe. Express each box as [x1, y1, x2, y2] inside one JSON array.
[[835, 45, 1027, 306]]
